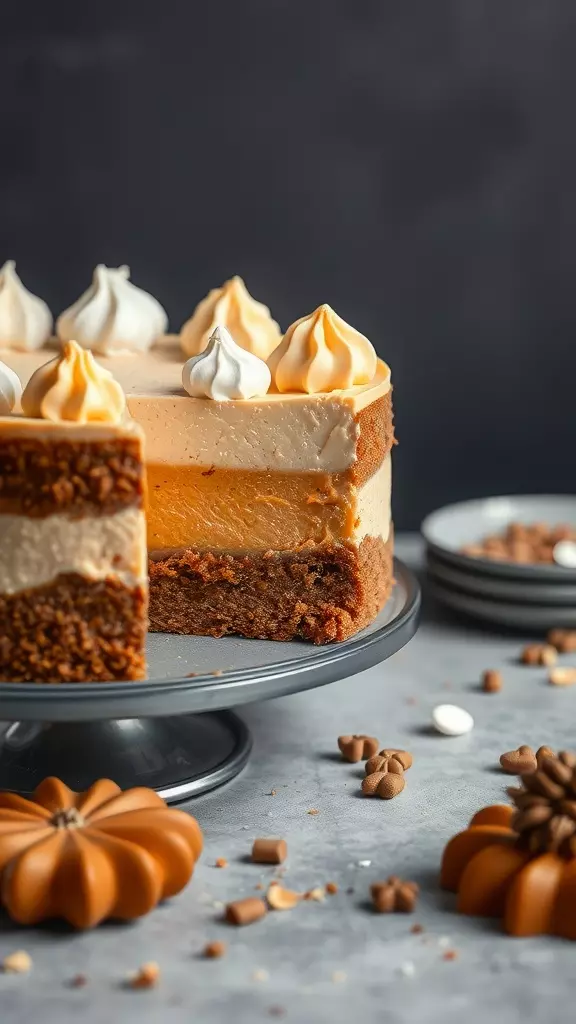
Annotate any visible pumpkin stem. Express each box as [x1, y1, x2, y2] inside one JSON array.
[[50, 808, 85, 830]]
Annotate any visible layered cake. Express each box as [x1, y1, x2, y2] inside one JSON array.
[[0, 341, 147, 682], [1, 267, 394, 646]]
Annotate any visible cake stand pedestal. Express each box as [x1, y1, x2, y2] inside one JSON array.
[[0, 559, 420, 803]]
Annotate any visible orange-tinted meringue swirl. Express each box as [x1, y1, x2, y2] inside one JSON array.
[[268, 303, 378, 394], [21, 339, 126, 424], [180, 276, 282, 361]]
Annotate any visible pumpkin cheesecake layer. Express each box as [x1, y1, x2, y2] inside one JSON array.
[[147, 454, 391, 553], [149, 533, 392, 643]]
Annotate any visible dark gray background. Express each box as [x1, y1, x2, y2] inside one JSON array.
[[1, 3, 574, 528]]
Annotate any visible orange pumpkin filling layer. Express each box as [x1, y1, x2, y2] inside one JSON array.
[[146, 456, 391, 552]]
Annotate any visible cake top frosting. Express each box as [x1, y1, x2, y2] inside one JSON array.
[[0, 261, 52, 353], [0, 357, 23, 414], [21, 340, 126, 424], [182, 325, 271, 401], [180, 276, 282, 361], [57, 265, 168, 356], [268, 303, 378, 395]]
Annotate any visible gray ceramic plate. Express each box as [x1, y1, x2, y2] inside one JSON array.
[[422, 496, 576, 580], [428, 575, 576, 630], [0, 558, 420, 723], [427, 550, 576, 605]]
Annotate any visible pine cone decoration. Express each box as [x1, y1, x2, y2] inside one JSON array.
[[508, 750, 576, 857]]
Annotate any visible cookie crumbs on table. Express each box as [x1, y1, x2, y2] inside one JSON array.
[[214, 856, 228, 868], [68, 974, 89, 988], [549, 667, 576, 686], [326, 881, 339, 894], [521, 643, 557, 666]]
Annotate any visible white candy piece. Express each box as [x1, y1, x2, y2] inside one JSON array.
[[0, 358, 22, 414], [553, 540, 576, 568], [432, 704, 474, 737], [182, 324, 271, 401]]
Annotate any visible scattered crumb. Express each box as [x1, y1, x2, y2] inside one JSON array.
[[304, 887, 325, 902], [128, 962, 160, 989], [268, 1007, 286, 1018], [357, 860, 371, 868], [326, 882, 338, 895], [399, 961, 416, 978], [212, 670, 223, 677], [443, 950, 458, 962], [212, 901, 225, 911], [307, 809, 319, 815], [268, 790, 277, 796], [215, 857, 228, 869], [254, 883, 264, 890], [267, 884, 303, 910], [410, 923, 424, 934], [2, 951, 32, 974], [438, 936, 452, 948], [68, 973, 89, 988], [204, 941, 227, 960], [332, 970, 347, 984], [252, 968, 269, 982]]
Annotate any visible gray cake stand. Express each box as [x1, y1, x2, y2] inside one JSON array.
[[0, 558, 420, 803]]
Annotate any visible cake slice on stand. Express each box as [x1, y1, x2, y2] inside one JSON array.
[[0, 341, 148, 683]]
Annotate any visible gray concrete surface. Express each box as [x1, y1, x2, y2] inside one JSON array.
[[1, 535, 574, 1024]]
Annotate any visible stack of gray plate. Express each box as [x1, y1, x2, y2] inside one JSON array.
[[421, 496, 576, 630]]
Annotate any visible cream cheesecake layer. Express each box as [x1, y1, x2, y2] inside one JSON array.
[[4, 340, 391, 473], [147, 454, 391, 553], [0, 507, 147, 595]]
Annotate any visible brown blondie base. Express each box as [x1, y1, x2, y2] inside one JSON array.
[[0, 574, 147, 683], [149, 534, 393, 644]]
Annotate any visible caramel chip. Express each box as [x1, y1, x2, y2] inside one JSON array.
[[129, 962, 160, 989], [371, 877, 419, 913], [521, 644, 557, 667], [338, 734, 379, 762], [481, 669, 502, 693], [549, 668, 576, 686], [267, 885, 303, 910], [304, 887, 325, 902], [204, 941, 227, 959], [326, 882, 338, 895], [548, 629, 576, 653], [252, 838, 287, 865], [499, 745, 537, 775], [2, 951, 32, 974], [225, 897, 267, 926]]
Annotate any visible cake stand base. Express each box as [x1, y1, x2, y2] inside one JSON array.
[[0, 712, 252, 803]]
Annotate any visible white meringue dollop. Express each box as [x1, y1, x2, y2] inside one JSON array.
[[0, 261, 52, 352], [182, 325, 271, 401], [56, 265, 168, 356], [0, 358, 23, 414]]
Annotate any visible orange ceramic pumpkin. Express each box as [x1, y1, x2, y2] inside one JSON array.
[[441, 750, 576, 938], [0, 777, 203, 929]]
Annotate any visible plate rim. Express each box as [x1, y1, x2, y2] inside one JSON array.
[[422, 494, 576, 580], [0, 558, 421, 716]]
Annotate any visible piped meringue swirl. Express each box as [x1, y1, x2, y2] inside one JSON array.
[[180, 276, 281, 361], [21, 340, 126, 424], [268, 303, 378, 394], [0, 358, 22, 414], [0, 261, 52, 352], [182, 325, 271, 401], [57, 265, 168, 355]]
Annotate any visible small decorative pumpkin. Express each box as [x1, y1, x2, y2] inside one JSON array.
[[0, 777, 203, 929], [441, 751, 576, 938]]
